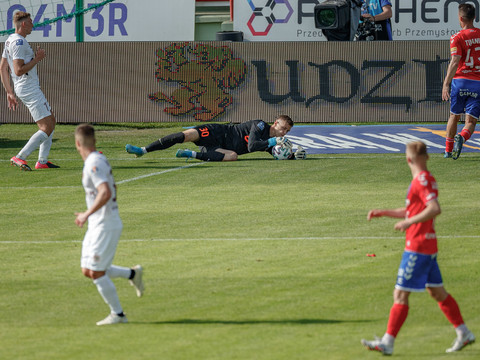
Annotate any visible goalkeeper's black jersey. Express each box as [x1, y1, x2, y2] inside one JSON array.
[[224, 120, 271, 155]]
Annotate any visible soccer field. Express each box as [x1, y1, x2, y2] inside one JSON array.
[[0, 124, 478, 360]]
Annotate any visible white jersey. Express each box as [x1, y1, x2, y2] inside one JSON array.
[[2, 33, 40, 95], [82, 151, 122, 229]]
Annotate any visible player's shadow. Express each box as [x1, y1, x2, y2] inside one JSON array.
[[0, 138, 58, 149], [130, 318, 373, 326]]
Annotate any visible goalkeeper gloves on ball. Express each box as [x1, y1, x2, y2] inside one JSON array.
[[275, 137, 293, 149], [294, 146, 307, 160]]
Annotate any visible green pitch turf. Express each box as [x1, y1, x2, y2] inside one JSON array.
[[0, 124, 478, 360]]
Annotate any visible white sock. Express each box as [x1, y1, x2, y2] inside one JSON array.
[[38, 130, 54, 164], [93, 275, 123, 315], [455, 324, 468, 338], [191, 151, 197, 157], [17, 130, 48, 160], [141, 147, 147, 154], [106, 265, 132, 279], [382, 333, 395, 347]]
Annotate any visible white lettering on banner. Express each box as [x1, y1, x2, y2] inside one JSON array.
[[234, 0, 470, 41], [285, 135, 331, 149], [0, 0, 195, 41], [364, 133, 445, 149], [332, 134, 400, 151]]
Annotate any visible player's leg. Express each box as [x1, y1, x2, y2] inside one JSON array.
[[126, 129, 200, 157], [36, 114, 59, 169], [107, 264, 144, 297], [445, 113, 460, 158], [81, 227, 127, 325], [362, 251, 430, 355], [426, 259, 475, 352], [448, 79, 467, 159], [453, 81, 480, 159], [361, 291, 409, 356], [176, 147, 237, 161], [11, 94, 57, 170]]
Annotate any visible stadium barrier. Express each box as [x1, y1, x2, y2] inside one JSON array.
[[0, 41, 450, 124]]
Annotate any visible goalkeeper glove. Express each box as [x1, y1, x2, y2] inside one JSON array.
[[276, 137, 293, 149], [294, 146, 307, 160]]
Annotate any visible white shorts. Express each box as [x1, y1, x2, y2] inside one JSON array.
[[18, 90, 52, 122], [81, 226, 122, 271]]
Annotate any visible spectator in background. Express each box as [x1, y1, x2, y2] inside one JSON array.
[[355, 0, 393, 41]]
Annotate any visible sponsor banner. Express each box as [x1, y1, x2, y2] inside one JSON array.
[[0, 41, 451, 124], [0, 0, 195, 41], [288, 124, 480, 154], [234, 0, 475, 41]]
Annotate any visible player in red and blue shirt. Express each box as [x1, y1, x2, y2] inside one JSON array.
[[361, 141, 475, 355], [442, 4, 480, 159]]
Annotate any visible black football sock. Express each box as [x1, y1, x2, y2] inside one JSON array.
[[195, 151, 225, 162], [145, 132, 185, 152]]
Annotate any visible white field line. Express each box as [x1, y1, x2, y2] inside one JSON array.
[[0, 162, 206, 189], [0, 235, 479, 244], [116, 161, 205, 184]]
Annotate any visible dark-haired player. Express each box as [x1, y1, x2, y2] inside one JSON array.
[[361, 141, 475, 355], [443, 3, 480, 159], [125, 115, 306, 161]]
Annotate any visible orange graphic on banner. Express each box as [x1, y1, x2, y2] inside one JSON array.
[[148, 43, 247, 121], [411, 127, 480, 150]]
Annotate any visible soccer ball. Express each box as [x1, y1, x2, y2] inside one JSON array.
[[272, 144, 292, 160]]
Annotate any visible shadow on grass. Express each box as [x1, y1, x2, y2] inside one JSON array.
[[0, 138, 59, 149], [130, 318, 374, 325]]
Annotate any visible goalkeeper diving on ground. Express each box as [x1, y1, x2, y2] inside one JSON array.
[[125, 115, 306, 161]]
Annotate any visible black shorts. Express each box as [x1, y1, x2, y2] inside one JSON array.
[[193, 124, 228, 150]]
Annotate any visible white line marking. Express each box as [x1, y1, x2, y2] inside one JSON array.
[[0, 162, 206, 189], [1, 235, 479, 244], [117, 162, 205, 184]]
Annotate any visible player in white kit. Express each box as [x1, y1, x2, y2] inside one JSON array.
[[0, 11, 59, 170], [75, 124, 144, 326]]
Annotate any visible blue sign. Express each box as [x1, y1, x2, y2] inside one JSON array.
[[288, 124, 480, 154]]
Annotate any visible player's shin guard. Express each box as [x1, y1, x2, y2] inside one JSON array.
[[196, 151, 225, 162], [145, 132, 185, 152], [439, 294, 464, 327], [386, 303, 409, 338]]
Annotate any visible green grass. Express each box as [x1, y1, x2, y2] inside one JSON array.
[[0, 124, 479, 360]]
